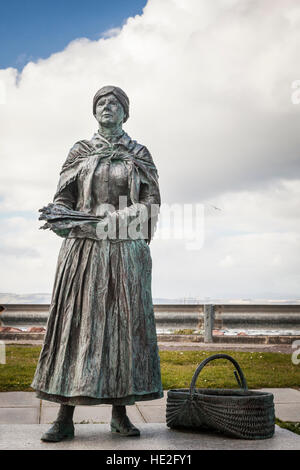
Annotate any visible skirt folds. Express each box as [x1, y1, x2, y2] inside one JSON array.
[[31, 237, 163, 405]]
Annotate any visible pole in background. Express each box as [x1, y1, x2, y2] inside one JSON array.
[[204, 304, 215, 343]]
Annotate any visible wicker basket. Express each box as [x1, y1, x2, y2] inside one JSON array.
[[166, 353, 275, 439]]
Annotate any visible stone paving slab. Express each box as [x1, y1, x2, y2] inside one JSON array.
[[0, 390, 299, 424], [0, 392, 40, 407], [40, 404, 145, 424], [275, 404, 300, 422], [137, 406, 166, 423], [0, 407, 39, 424], [259, 388, 300, 403], [0, 424, 299, 450]]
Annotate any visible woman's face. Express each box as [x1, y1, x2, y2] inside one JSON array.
[[95, 93, 125, 128]]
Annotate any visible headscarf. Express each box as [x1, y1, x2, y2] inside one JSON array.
[[93, 86, 130, 122]]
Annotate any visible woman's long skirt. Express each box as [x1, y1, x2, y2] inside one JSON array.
[[31, 237, 163, 405]]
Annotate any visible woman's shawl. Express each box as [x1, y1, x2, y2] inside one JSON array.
[[40, 132, 160, 243]]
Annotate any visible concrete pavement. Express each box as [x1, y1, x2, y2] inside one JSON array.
[[0, 389, 299, 450], [0, 389, 300, 424], [1, 424, 300, 450]]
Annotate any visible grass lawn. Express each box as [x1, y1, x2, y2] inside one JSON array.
[[275, 419, 300, 436], [0, 346, 41, 392], [0, 346, 300, 392], [160, 350, 300, 389]]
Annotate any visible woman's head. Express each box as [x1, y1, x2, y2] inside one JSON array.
[[93, 86, 129, 128]]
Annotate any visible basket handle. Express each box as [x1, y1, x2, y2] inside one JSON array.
[[189, 353, 248, 397]]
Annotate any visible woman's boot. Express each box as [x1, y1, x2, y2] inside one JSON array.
[[41, 404, 75, 442], [110, 405, 140, 437]]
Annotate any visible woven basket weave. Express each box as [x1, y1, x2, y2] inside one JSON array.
[[166, 353, 275, 439]]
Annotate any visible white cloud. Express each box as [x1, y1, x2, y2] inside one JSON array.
[[101, 27, 122, 39], [0, 0, 300, 298]]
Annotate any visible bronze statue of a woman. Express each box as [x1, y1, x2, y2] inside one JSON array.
[[31, 86, 163, 441]]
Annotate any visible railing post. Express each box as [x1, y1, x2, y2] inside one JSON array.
[[0, 306, 4, 327], [204, 304, 215, 343]]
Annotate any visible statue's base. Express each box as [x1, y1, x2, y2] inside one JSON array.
[[0, 424, 299, 450]]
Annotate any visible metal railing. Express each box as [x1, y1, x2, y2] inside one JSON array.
[[1, 303, 300, 343]]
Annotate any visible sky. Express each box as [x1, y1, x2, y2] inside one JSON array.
[[1, 0, 300, 300], [0, 0, 147, 69]]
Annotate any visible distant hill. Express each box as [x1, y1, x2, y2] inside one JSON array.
[[0, 293, 52, 304]]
